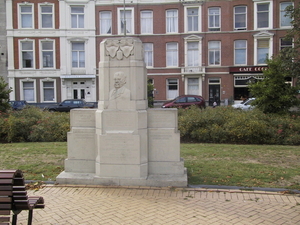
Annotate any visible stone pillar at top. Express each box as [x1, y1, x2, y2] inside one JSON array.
[[98, 37, 148, 111]]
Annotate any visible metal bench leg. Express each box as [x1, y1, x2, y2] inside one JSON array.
[[12, 214, 17, 225], [27, 210, 33, 225]]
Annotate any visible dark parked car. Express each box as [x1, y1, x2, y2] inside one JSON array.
[[9, 100, 29, 110], [44, 99, 95, 112], [162, 95, 206, 109]]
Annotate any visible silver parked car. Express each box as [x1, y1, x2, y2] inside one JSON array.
[[232, 98, 256, 111]]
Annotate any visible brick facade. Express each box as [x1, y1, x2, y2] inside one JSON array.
[[5, 0, 298, 106]]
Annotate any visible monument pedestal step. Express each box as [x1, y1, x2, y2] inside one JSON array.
[[56, 170, 187, 187]]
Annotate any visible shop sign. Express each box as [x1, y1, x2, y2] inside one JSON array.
[[229, 66, 268, 73]]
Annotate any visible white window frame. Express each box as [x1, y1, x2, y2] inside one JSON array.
[[40, 39, 55, 69], [166, 9, 178, 33], [280, 37, 293, 50], [184, 35, 202, 71], [19, 39, 35, 69], [39, 3, 54, 29], [140, 10, 153, 34], [166, 78, 179, 100], [208, 7, 220, 31], [234, 5, 247, 30], [166, 42, 178, 67], [187, 42, 200, 67], [234, 40, 247, 65], [100, 11, 112, 35], [253, 32, 274, 65], [254, 1, 273, 30], [185, 6, 201, 33], [208, 41, 221, 66], [118, 7, 135, 35], [20, 79, 36, 103], [18, 3, 34, 29], [186, 77, 200, 95], [71, 6, 85, 28], [72, 42, 85, 68], [40, 79, 56, 102], [143, 43, 153, 67], [280, 2, 293, 28]]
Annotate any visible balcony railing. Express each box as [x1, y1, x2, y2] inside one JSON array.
[[181, 66, 205, 73]]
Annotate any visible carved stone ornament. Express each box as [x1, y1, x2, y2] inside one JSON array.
[[105, 38, 134, 60]]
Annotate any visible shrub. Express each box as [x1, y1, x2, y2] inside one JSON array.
[[178, 106, 300, 145], [28, 112, 70, 142], [0, 107, 70, 142]]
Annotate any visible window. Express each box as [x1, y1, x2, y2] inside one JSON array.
[[234, 40, 247, 65], [167, 79, 178, 100], [166, 9, 178, 33], [143, 43, 153, 67], [280, 2, 293, 27], [280, 38, 293, 50], [71, 6, 84, 28], [255, 2, 273, 29], [257, 39, 270, 64], [208, 7, 220, 31], [187, 8, 199, 32], [41, 41, 54, 68], [187, 78, 199, 95], [72, 42, 85, 68], [100, 11, 112, 35], [234, 6, 246, 30], [187, 42, 199, 67], [141, 11, 153, 34], [22, 81, 35, 102], [166, 43, 178, 67], [42, 81, 55, 102], [19, 4, 33, 28], [208, 41, 220, 66], [119, 8, 134, 34], [21, 41, 34, 68], [40, 5, 53, 28]]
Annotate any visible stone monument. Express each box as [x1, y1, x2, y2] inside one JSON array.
[[56, 37, 187, 187]]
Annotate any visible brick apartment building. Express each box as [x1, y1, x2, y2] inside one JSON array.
[[0, 0, 8, 81], [5, 0, 298, 106]]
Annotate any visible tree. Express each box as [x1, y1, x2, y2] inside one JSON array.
[[249, 3, 300, 114], [249, 57, 300, 114], [0, 77, 12, 112], [281, 3, 300, 83], [147, 80, 154, 108]]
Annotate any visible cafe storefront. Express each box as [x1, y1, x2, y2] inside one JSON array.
[[229, 66, 267, 102]]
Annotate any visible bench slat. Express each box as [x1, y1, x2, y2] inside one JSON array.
[[0, 174, 15, 179], [0, 210, 10, 215], [0, 191, 12, 196], [0, 197, 11, 203], [0, 187, 12, 191], [0, 216, 11, 222], [0, 180, 13, 185], [0, 204, 11, 210]]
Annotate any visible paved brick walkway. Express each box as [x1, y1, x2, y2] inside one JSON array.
[[17, 185, 300, 225]]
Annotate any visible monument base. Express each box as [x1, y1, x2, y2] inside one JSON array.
[[56, 170, 187, 187]]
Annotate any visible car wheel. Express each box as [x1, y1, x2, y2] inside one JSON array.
[[49, 109, 56, 112]]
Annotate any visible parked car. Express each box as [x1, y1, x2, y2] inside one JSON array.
[[232, 98, 256, 111], [8, 100, 29, 110], [44, 99, 95, 112], [162, 95, 206, 109]]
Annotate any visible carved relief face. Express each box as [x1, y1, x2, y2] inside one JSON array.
[[114, 72, 126, 88]]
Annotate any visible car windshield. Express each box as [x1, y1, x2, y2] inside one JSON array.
[[244, 99, 254, 105]]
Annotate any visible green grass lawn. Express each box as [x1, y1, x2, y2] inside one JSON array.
[[0, 142, 299, 190]]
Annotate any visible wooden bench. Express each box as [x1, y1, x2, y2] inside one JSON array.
[[0, 170, 45, 225]]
